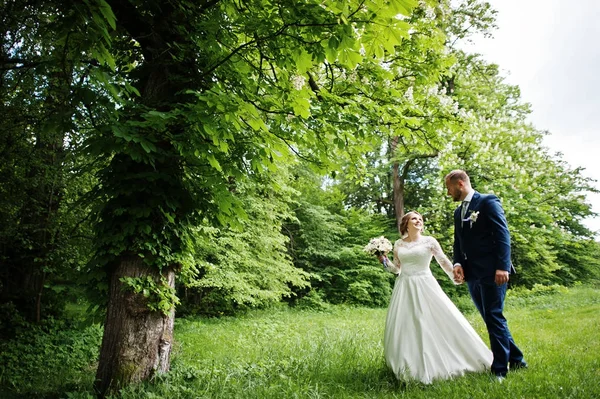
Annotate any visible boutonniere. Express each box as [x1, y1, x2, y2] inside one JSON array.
[[467, 211, 480, 228]]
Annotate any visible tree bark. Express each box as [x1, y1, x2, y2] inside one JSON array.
[[94, 257, 175, 397], [392, 160, 405, 235], [92, 2, 193, 395], [390, 133, 439, 235], [390, 136, 407, 235]]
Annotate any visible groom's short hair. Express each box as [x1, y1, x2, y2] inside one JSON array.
[[445, 169, 470, 184]]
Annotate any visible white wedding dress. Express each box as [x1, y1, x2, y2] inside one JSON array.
[[384, 236, 492, 384]]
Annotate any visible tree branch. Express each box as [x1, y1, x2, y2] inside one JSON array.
[[307, 72, 322, 100], [0, 57, 44, 70]]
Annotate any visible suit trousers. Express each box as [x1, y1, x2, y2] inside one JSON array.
[[467, 279, 524, 376]]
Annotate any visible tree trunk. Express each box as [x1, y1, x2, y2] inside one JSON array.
[[390, 136, 408, 235], [94, 257, 175, 397], [389, 134, 439, 235], [392, 160, 405, 235], [92, 3, 183, 394]]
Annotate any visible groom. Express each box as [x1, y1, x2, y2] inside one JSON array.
[[444, 170, 527, 380]]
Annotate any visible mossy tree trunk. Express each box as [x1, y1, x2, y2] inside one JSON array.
[[94, 258, 175, 396]]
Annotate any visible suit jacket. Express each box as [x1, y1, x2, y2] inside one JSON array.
[[453, 191, 516, 282]]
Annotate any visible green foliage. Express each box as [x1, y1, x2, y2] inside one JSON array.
[[326, 36, 600, 292], [120, 275, 180, 315], [311, 1, 456, 194], [0, 94, 95, 322], [316, 1, 600, 293], [0, 319, 102, 396], [0, 0, 103, 322], [282, 165, 399, 307], [554, 238, 600, 284], [508, 283, 570, 299], [293, 289, 332, 311], [316, 247, 394, 307], [178, 172, 311, 317], [69, 0, 422, 317], [434, 50, 600, 287]]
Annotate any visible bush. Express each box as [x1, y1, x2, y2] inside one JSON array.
[[293, 289, 331, 311], [0, 318, 102, 396], [508, 283, 570, 299]]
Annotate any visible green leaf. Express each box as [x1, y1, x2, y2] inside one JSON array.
[[111, 125, 129, 140], [98, 0, 117, 30], [391, 0, 419, 16], [147, 110, 169, 119], [140, 140, 156, 154], [339, 48, 362, 69], [246, 116, 263, 131], [294, 49, 313, 74], [203, 123, 217, 137], [207, 154, 222, 171], [292, 97, 311, 119], [325, 36, 340, 62]]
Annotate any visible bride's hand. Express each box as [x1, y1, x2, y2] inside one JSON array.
[[453, 265, 464, 284]]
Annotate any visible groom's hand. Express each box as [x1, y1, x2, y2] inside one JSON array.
[[495, 270, 509, 285], [453, 265, 464, 284]]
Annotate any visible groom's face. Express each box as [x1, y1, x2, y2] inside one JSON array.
[[445, 178, 464, 202]]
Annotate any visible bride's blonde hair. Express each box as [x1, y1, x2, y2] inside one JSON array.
[[400, 211, 424, 235]]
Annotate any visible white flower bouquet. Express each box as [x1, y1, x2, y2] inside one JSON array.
[[363, 236, 393, 256]]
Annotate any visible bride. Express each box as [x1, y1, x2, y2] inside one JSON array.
[[379, 211, 492, 384]]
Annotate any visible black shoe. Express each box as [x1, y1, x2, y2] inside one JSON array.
[[509, 361, 528, 371]]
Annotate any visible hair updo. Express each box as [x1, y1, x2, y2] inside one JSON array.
[[400, 211, 424, 235]]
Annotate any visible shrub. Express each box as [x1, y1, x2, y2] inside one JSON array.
[[0, 318, 102, 395]]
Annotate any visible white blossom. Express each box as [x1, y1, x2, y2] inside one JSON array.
[[364, 236, 393, 255], [404, 86, 414, 101], [292, 75, 306, 90]]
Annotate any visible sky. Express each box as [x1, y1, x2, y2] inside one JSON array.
[[459, 0, 600, 235]]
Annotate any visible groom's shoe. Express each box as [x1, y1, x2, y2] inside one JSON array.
[[491, 370, 507, 383], [509, 361, 528, 371]]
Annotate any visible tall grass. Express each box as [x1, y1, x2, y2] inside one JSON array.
[[1, 286, 599, 398]]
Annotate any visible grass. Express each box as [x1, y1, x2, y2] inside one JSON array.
[[1, 286, 599, 398]]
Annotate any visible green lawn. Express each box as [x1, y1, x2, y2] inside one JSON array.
[[123, 285, 600, 399], [1, 286, 599, 398]]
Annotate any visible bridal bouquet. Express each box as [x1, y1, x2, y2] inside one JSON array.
[[363, 236, 393, 256]]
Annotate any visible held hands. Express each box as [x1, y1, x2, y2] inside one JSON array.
[[452, 265, 464, 284], [454, 267, 509, 285]]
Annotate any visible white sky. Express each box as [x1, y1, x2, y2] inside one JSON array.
[[460, 0, 600, 235]]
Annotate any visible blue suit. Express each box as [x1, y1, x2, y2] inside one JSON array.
[[453, 192, 524, 376]]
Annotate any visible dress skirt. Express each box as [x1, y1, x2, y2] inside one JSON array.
[[384, 270, 493, 384]]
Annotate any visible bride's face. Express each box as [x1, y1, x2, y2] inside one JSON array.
[[407, 214, 423, 233]]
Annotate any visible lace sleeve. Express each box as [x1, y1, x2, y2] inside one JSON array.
[[384, 240, 402, 274], [429, 236, 456, 282]]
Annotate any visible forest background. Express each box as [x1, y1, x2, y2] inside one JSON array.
[[1, 0, 599, 397]]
